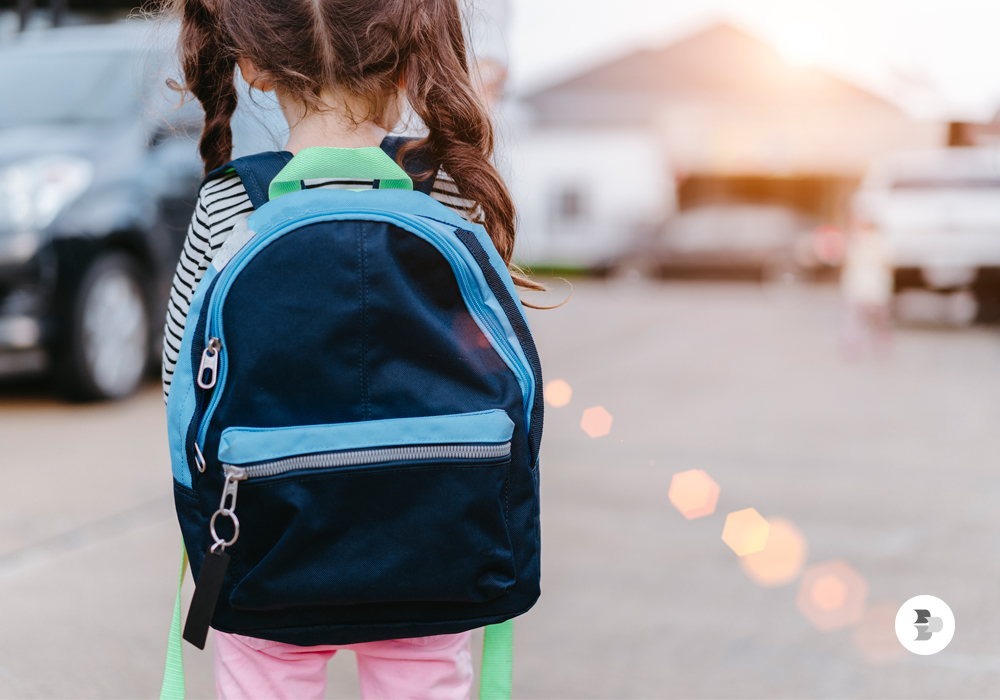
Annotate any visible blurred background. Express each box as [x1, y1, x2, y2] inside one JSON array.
[[1, 0, 1000, 697]]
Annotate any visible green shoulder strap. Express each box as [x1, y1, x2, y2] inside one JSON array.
[[268, 146, 413, 201], [160, 543, 514, 700], [160, 544, 188, 700], [479, 620, 514, 700]]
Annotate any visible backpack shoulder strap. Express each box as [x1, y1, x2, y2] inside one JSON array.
[[201, 151, 295, 210], [479, 620, 514, 700], [379, 135, 439, 195], [159, 543, 188, 700]]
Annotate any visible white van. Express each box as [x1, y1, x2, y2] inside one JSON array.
[[854, 147, 1000, 291]]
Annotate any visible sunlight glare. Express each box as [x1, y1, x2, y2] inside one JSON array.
[[796, 560, 868, 632], [580, 405, 613, 438], [739, 517, 808, 587], [545, 379, 573, 408], [668, 469, 720, 520], [853, 602, 906, 666], [776, 20, 826, 67], [722, 508, 770, 556]]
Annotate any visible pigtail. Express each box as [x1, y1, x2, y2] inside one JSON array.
[[166, 0, 547, 298], [399, 0, 544, 293], [172, 0, 238, 173]]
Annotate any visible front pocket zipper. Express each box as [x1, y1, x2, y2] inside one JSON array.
[[204, 411, 518, 609], [229, 442, 511, 480], [206, 409, 515, 553], [210, 440, 512, 543]]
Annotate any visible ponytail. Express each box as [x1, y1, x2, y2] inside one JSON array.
[[172, 0, 238, 173], [167, 0, 545, 294], [399, 0, 544, 292]]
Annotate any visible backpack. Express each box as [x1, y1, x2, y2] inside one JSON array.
[[160, 137, 542, 699]]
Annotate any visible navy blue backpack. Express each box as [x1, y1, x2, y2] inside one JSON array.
[[161, 138, 542, 699]]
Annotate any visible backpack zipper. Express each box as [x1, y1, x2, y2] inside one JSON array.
[[194, 208, 535, 462], [228, 441, 511, 480], [209, 442, 510, 552], [197, 337, 221, 389]]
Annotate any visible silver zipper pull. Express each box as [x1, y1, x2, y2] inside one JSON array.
[[219, 465, 247, 512], [209, 465, 247, 553], [197, 337, 221, 390], [193, 442, 206, 473]]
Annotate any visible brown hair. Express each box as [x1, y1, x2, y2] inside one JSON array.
[[167, 0, 543, 292]]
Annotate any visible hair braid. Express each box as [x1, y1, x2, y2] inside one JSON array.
[[399, 0, 542, 291], [173, 0, 238, 173], [167, 0, 545, 294]]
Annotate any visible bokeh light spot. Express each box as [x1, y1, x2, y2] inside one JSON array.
[[668, 469, 720, 519], [451, 312, 493, 350], [796, 560, 868, 632], [811, 574, 848, 611], [721, 508, 770, 556], [853, 602, 906, 666], [739, 517, 808, 587], [544, 379, 573, 408], [580, 405, 613, 438]]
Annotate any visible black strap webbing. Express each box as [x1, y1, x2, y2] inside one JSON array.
[[202, 151, 294, 210]]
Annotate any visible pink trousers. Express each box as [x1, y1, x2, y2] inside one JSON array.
[[214, 630, 473, 700]]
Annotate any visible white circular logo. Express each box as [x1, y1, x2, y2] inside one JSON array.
[[895, 595, 955, 655]]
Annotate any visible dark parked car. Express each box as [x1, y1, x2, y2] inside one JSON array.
[[0, 22, 206, 399]]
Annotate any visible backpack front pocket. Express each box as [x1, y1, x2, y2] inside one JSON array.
[[215, 410, 517, 610]]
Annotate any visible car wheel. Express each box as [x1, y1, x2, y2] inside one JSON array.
[[59, 252, 150, 400]]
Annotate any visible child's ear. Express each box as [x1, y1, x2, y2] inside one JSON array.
[[238, 57, 273, 92]]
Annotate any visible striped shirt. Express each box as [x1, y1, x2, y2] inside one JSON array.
[[161, 169, 481, 402]]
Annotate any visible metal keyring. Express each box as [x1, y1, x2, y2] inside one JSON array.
[[209, 508, 240, 552]]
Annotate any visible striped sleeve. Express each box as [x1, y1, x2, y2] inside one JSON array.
[[161, 172, 250, 402], [431, 171, 485, 224]]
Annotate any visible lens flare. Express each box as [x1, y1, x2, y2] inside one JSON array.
[[812, 574, 848, 611], [580, 405, 613, 438], [451, 313, 496, 351], [668, 469, 720, 519], [722, 508, 770, 556], [796, 560, 868, 631], [544, 379, 573, 408], [853, 602, 905, 665], [739, 517, 808, 587]]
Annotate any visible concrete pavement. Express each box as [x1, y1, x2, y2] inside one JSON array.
[[2, 279, 1000, 698]]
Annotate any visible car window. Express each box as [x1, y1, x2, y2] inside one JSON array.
[[0, 50, 139, 128]]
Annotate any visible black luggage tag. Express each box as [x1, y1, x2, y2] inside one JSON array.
[[183, 548, 230, 649]]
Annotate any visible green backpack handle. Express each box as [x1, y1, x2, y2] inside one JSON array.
[[267, 146, 413, 201]]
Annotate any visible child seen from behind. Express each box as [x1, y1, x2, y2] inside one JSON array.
[[161, 1, 540, 698]]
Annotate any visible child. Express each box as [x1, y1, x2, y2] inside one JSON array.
[[160, 1, 539, 697]]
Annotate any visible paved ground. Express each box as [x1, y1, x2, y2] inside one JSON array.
[[2, 279, 1000, 699]]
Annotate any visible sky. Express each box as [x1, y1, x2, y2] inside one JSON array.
[[507, 0, 1000, 122]]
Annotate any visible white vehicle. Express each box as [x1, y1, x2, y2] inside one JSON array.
[[854, 148, 1000, 293], [505, 127, 675, 271]]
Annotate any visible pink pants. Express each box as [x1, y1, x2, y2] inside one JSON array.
[[214, 630, 473, 700]]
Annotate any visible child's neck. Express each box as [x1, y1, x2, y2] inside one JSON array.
[[280, 92, 389, 154]]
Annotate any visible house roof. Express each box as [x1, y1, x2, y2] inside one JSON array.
[[525, 23, 897, 111]]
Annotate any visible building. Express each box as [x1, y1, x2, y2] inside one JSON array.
[[520, 23, 942, 226]]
